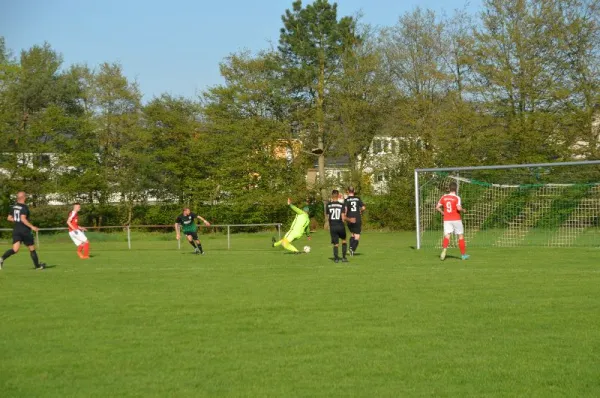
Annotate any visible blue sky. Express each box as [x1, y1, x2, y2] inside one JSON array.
[[1, 0, 481, 101]]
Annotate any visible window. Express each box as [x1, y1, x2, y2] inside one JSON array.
[[372, 140, 382, 154], [391, 140, 397, 155], [377, 173, 385, 182]]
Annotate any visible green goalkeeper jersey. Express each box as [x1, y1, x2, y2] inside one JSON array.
[[289, 205, 310, 237], [176, 213, 198, 233]]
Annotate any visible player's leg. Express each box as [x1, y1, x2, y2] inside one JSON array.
[[25, 234, 44, 269], [79, 232, 90, 258], [352, 232, 361, 252], [186, 233, 199, 253], [281, 234, 300, 253], [193, 233, 203, 254], [349, 229, 355, 255], [70, 231, 86, 259], [455, 222, 468, 260], [0, 239, 21, 269], [440, 222, 452, 260], [340, 227, 348, 262], [274, 230, 292, 248], [331, 231, 340, 261]]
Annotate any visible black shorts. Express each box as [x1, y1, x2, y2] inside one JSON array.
[[184, 231, 199, 240], [329, 225, 347, 245], [13, 230, 35, 246], [348, 221, 362, 235]]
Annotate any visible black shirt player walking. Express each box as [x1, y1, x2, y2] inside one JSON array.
[[344, 186, 366, 256], [0, 191, 45, 270], [326, 189, 348, 263]]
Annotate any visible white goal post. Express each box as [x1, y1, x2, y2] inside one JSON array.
[[414, 160, 600, 249]]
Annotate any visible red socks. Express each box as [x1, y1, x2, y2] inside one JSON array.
[[78, 242, 90, 258], [458, 238, 466, 255], [442, 237, 449, 249]]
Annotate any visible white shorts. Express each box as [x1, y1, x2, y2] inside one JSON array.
[[443, 221, 464, 235], [69, 230, 88, 246]]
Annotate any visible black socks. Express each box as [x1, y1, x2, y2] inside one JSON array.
[[2, 249, 15, 261], [30, 250, 40, 267]]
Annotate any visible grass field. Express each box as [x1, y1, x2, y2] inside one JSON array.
[[1, 231, 599, 397]]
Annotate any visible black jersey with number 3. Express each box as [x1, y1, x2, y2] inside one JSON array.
[[344, 197, 364, 220], [326, 201, 345, 227], [11, 203, 31, 233]]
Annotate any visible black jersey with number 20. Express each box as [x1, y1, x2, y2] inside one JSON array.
[[326, 201, 345, 227]]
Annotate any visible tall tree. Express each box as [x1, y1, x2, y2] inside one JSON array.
[[279, 0, 359, 210]]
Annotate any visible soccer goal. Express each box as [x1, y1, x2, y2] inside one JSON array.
[[414, 160, 600, 249]]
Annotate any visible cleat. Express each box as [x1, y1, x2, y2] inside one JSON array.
[[271, 237, 276, 247], [461, 254, 470, 260], [341, 258, 349, 263], [77, 252, 85, 259], [37, 263, 46, 270], [440, 249, 447, 261], [81, 256, 89, 260], [194, 247, 200, 255], [349, 248, 354, 257], [334, 258, 340, 263], [0, 257, 3, 270]]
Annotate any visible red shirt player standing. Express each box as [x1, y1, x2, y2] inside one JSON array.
[[436, 181, 469, 261], [67, 202, 90, 259]]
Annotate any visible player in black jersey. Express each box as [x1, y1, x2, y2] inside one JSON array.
[[326, 190, 348, 263], [344, 186, 366, 256], [0, 191, 45, 270]]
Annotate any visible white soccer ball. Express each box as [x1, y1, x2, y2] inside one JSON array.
[[303, 245, 311, 253]]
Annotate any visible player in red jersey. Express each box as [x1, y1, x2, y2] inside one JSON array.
[[436, 182, 469, 260], [67, 203, 90, 259]]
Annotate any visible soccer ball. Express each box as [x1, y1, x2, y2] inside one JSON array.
[[303, 245, 311, 253]]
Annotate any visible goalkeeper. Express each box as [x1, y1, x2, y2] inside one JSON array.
[[272, 198, 311, 253]]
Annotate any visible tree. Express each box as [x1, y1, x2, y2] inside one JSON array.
[[202, 51, 308, 209], [91, 63, 145, 224], [328, 25, 394, 193], [279, 0, 359, 211], [471, 0, 600, 163], [143, 94, 207, 204]]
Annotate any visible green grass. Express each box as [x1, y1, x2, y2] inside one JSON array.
[[1, 232, 599, 397]]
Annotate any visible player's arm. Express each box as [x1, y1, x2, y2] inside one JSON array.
[[457, 197, 465, 213], [304, 222, 311, 239], [288, 198, 304, 215], [7, 215, 14, 222], [19, 214, 39, 232], [196, 215, 211, 226], [436, 202, 444, 215]]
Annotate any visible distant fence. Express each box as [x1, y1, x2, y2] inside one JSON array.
[[0, 223, 283, 250]]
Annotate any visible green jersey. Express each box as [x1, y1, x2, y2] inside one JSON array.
[[176, 213, 198, 233], [289, 205, 310, 237]]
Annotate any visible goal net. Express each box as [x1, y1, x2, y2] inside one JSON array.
[[415, 161, 600, 248]]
